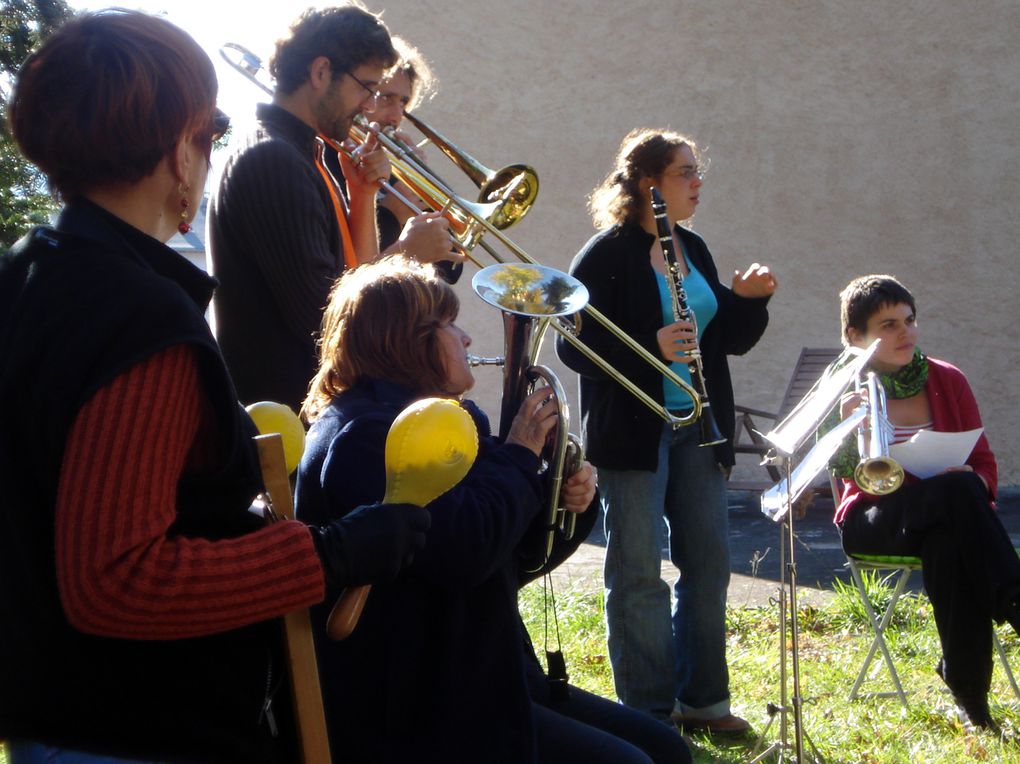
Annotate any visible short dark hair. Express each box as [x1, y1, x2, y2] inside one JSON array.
[[303, 257, 459, 421], [839, 274, 917, 345], [270, 4, 396, 95], [9, 9, 217, 201], [588, 128, 704, 229]]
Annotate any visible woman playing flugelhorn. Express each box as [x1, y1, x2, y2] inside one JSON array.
[[557, 128, 776, 734], [295, 257, 690, 763]]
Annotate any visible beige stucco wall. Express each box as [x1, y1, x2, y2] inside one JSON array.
[[363, 0, 1020, 486], [200, 0, 1018, 485]]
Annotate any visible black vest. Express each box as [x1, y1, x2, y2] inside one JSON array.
[[0, 202, 294, 762]]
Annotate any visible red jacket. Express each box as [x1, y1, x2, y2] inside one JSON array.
[[834, 357, 997, 525]]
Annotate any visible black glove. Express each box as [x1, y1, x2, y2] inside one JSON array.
[[310, 503, 431, 591]]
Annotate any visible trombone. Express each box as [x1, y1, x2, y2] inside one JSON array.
[[220, 43, 702, 428]]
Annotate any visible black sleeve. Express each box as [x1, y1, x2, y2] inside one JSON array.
[[556, 232, 661, 383]]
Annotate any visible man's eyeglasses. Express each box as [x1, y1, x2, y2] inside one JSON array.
[[345, 70, 379, 101]]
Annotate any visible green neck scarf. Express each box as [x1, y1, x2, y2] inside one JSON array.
[[821, 347, 928, 480], [873, 348, 928, 399]]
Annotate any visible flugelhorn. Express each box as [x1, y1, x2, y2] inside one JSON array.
[[220, 41, 702, 428], [472, 263, 591, 568]]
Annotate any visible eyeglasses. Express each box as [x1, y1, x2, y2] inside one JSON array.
[[345, 70, 379, 101], [663, 165, 705, 181], [375, 92, 411, 109], [210, 108, 230, 142]]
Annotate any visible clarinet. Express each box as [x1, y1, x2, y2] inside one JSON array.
[[650, 187, 726, 446]]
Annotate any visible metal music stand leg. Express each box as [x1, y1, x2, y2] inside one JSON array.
[[748, 454, 825, 764]]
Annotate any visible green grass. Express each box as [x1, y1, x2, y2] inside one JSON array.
[[520, 573, 1020, 763]]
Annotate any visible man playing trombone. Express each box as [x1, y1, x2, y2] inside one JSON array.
[[209, 3, 458, 412], [355, 34, 463, 284]]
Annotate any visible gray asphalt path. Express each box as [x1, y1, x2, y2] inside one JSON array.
[[550, 487, 1020, 609]]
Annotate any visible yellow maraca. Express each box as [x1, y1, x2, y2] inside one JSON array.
[[245, 400, 306, 474], [327, 397, 478, 640]]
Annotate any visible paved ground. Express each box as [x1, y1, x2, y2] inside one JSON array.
[[550, 486, 1020, 609]]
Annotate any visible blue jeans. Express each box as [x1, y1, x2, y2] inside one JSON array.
[[533, 685, 691, 764], [601, 422, 731, 720], [8, 742, 162, 764]]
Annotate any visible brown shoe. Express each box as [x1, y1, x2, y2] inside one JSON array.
[[671, 712, 752, 736]]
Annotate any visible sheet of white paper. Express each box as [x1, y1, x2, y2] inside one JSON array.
[[888, 428, 983, 479]]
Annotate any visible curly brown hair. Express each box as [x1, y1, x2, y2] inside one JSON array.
[[588, 128, 704, 229], [270, 4, 396, 95]]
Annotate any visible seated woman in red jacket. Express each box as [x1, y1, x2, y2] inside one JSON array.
[[295, 257, 692, 763], [830, 274, 1020, 731]]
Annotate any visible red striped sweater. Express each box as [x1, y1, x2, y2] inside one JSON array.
[[54, 344, 324, 639]]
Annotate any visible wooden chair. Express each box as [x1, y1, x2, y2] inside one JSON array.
[[254, 433, 332, 763], [729, 347, 843, 493]]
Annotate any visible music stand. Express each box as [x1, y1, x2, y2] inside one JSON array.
[[747, 342, 878, 763]]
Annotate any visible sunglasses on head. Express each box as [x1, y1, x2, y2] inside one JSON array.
[[210, 108, 230, 142]]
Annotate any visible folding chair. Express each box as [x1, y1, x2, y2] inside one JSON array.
[[730, 347, 843, 492], [834, 476, 1020, 707]]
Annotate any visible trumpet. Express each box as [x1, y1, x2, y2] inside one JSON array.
[[220, 42, 701, 428], [853, 372, 905, 495], [759, 341, 901, 518]]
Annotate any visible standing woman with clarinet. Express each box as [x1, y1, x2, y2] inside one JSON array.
[[557, 128, 777, 733]]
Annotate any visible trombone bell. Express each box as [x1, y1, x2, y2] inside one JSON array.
[[400, 110, 539, 228], [473, 264, 702, 430]]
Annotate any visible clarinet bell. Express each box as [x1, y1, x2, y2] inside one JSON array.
[[698, 404, 727, 447]]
